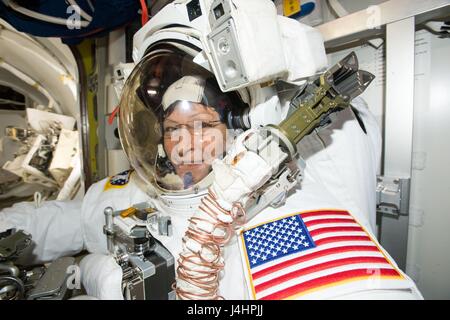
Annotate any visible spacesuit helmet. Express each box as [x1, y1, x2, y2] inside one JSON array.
[[118, 48, 247, 195]]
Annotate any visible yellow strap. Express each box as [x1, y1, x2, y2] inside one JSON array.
[[120, 207, 137, 218]]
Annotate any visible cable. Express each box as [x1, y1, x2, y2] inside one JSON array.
[[175, 188, 243, 300], [3, 0, 90, 27], [108, 106, 120, 125], [86, 0, 94, 12], [0, 98, 25, 106], [140, 0, 149, 26]]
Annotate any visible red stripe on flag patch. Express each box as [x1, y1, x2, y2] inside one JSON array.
[[300, 211, 350, 219], [309, 226, 363, 237], [254, 256, 391, 292], [314, 235, 371, 246], [304, 218, 357, 227], [260, 268, 401, 300], [252, 245, 380, 280]]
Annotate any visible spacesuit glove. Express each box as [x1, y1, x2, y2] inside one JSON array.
[[211, 128, 285, 210], [79, 253, 124, 300], [176, 130, 289, 299]]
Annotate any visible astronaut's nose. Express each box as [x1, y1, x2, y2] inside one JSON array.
[[177, 144, 192, 158]]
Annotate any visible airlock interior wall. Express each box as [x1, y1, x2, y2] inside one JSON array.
[[324, 0, 450, 300]]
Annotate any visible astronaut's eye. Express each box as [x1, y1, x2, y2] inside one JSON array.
[[163, 121, 223, 137], [201, 121, 222, 129], [163, 126, 179, 135]]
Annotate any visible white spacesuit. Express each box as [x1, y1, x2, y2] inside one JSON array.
[[0, 0, 423, 300]]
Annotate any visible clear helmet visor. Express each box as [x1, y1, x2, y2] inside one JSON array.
[[118, 49, 245, 194]]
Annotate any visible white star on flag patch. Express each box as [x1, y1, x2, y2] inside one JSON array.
[[239, 210, 413, 300]]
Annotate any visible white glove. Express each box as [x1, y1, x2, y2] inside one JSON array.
[[211, 129, 288, 209], [79, 253, 124, 300], [176, 129, 290, 299]]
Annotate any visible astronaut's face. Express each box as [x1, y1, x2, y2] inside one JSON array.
[[163, 101, 227, 186]]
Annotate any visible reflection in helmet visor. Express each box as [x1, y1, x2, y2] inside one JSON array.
[[118, 49, 246, 193]]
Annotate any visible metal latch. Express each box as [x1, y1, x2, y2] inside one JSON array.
[[0, 229, 31, 260], [376, 176, 411, 216], [27, 256, 75, 300]]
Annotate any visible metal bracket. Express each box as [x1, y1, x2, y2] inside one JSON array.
[[112, 63, 135, 101], [376, 176, 411, 217], [87, 73, 98, 94], [0, 229, 31, 261]]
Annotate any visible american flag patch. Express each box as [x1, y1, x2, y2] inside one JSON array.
[[104, 169, 133, 191], [239, 210, 407, 300]]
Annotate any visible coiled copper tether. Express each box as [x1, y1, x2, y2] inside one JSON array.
[[175, 188, 240, 300]]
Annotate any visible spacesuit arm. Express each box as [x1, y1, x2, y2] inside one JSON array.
[[351, 96, 382, 172], [0, 199, 84, 264], [175, 130, 282, 299]]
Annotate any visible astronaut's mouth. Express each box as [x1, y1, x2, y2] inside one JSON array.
[[178, 162, 204, 168]]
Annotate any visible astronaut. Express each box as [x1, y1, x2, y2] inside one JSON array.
[[0, 0, 423, 300]]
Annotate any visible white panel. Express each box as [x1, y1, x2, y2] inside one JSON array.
[[318, 0, 450, 48], [385, 17, 415, 177], [406, 31, 450, 300], [106, 29, 128, 176], [107, 150, 130, 176], [328, 26, 450, 299]]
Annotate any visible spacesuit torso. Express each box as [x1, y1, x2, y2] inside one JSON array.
[[0, 99, 423, 300], [78, 101, 421, 300]]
